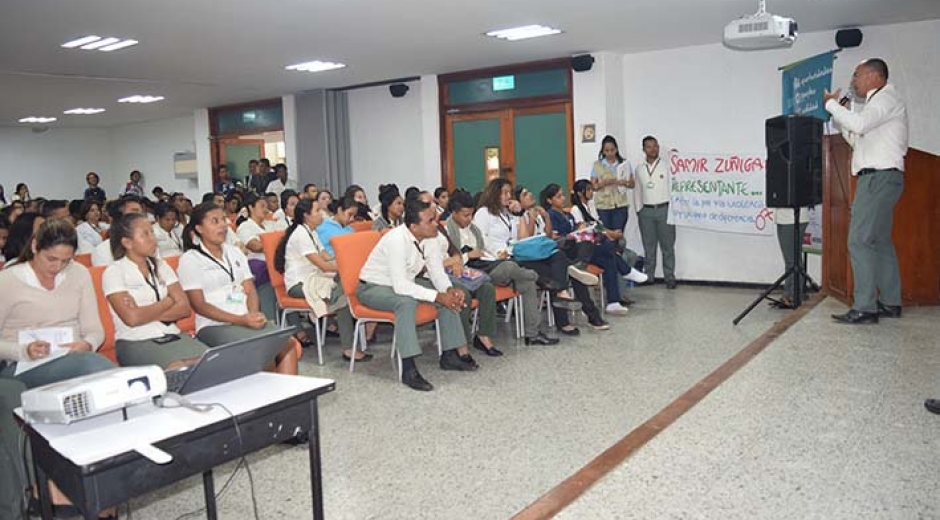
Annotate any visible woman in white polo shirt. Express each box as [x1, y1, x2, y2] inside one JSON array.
[[75, 199, 108, 254], [176, 202, 298, 375], [235, 193, 277, 318], [103, 213, 207, 368], [153, 202, 184, 258]]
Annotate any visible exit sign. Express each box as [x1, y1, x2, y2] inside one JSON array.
[[492, 75, 515, 91]]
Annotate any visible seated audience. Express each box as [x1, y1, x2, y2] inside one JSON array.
[[235, 194, 277, 318], [93, 196, 145, 266], [12, 183, 30, 203], [153, 202, 184, 258], [75, 199, 108, 254], [372, 184, 404, 231], [2, 213, 44, 267]]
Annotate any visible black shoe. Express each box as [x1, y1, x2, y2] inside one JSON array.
[[473, 336, 503, 357], [665, 280, 677, 289], [925, 399, 940, 415], [877, 301, 902, 318], [831, 309, 879, 324], [440, 350, 478, 371], [325, 328, 340, 337], [282, 431, 309, 446], [559, 326, 581, 336], [589, 318, 610, 330], [402, 368, 433, 391], [342, 352, 374, 362], [459, 353, 481, 369], [525, 333, 560, 346], [619, 297, 635, 306]]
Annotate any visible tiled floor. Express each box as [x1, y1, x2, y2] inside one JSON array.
[[124, 286, 939, 519]]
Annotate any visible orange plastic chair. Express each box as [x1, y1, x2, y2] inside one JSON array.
[[494, 284, 523, 338], [260, 231, 325, 365], [88, 265, 118, 364], [331, 231, 440, 377], [73, 253, 93, 268], [349, 221, 373, 233]]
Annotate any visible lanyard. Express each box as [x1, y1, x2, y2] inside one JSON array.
[[303, 225, 322, 253], [645, 158, 661, 177], [412, 240, 427, 278], [196, 246, 235, 283], [497, 211, 513, 232], [168, 228, 182, 249], [143, 258, 162, 302]]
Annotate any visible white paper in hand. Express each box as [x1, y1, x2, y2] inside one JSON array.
[[15, 327, 73, 375]]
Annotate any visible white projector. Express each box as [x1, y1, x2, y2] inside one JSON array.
[[724, 12, 798, 50], [22, 366, 167, 424]]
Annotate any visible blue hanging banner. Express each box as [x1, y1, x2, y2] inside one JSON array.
[[781, 50, 836, 121]]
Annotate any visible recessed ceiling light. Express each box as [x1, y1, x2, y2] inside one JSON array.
[[18, 117, 57, 124], [285, 60, 346, 73], [485, 25, 563, 41], [61, 35, 139, 52], [63, 108, 106, 115], [118, 95, 165, 104]]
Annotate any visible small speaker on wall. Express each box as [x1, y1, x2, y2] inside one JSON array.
[[571, 54, 595, 72], [389, 83, 410, 98], [836, 28, 863, 48]]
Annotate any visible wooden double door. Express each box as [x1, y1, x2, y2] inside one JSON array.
[[444, 103, 574, 196]]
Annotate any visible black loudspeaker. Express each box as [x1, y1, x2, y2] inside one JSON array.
[[836, 28, 863, 48], [765, 115, 823, 208], [571, 54, 595, 72], [389, 83, 410, 98]]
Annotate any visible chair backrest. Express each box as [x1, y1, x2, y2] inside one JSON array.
[[331, 231, 380, 306], [350, 221, 373, 233], [88, 265, 118, 364], [259, 230, 286, 289], [162, 255, 180, 271], [73, 253, 93, 268]]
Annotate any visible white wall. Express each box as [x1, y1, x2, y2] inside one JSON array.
[[108, 115, 201, 200], [617, 19, 940, 283], [347, 78, 441, 203], [0, 127, 110, 201]]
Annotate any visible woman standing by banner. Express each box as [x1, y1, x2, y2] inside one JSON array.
[[591, 135, 634, 233]]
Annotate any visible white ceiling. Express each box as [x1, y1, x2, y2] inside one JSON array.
[[2, 0, 939, 129]]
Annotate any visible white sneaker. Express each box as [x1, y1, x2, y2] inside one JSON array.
[[605, 303, 629, 316], [624, 268, 649, 284], [567, 265, 599, 286]]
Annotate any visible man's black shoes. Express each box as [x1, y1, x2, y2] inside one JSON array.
[[877, 301, 902, 318], [402, 368, 433, 391], [831, 309, 879, 324]]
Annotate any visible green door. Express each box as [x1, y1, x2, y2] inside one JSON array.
[[222, 141, 264, 183], [513, 112, 569, 196], [452, 118, 501, 195]]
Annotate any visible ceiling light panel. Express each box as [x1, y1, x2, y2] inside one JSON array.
[[63, 108, 106, 115], [285, 60, 346, 73], [18, 117, 57, 124], [61, 35, 139, 52], [485, 25, 563, 41], [118, 95, 164, 104]]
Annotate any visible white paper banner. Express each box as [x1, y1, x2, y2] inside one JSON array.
[[668, 152, 773, 236]]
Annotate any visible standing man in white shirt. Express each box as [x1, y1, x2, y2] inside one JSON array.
[[265, 163, 297, 199], [357, 198, 478, 391], [824, 58, 907, 324], [634, 136, 677, 289]]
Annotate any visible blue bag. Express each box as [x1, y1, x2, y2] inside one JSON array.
[[511, 235, 558, 261]]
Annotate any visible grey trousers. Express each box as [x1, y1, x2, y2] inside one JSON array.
[[776, 222, 809, 300], [456, 282, 495, 339], [116, 336, 208, 369], [357, 279, 466, 359], [0, 377, 27, 520], [288, 281, 355, 350], [638, 204, 677, 282], [849, 170, 904, 311], [487, 260, 544, 338], [196, 322, 279, 347]]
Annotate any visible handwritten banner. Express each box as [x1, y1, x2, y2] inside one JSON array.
[[668, 152, 773, 236], [782, 51, 835, 121]]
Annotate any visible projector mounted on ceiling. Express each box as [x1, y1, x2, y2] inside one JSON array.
[[723, 0, 798, 50]]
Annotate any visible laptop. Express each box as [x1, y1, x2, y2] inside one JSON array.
[[164, 327, 297, 395]]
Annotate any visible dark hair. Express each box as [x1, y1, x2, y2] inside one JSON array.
[[15, 183, 28, 195], [447, 190, 475, 213], [3, 212, 43, 260], [155, 201, 179, 221], [18, 218, 77, 263], [274, 198, 317, 274], [182, 202, 222, 251], [279, 189, 298, 212], [108, 195, 143, 220], [239, 193, 267, 226], [40, 200, 69, 219], [0, 184, 5, 205], [378, 184, 402, 222], [109, 213, 152, 261], [354, 202, 373, 222], [260, 158, 271, 167], [642, 135, 658, 147], [274, 163, 287, 173], [598, 135, 625, 164], [571, 179, 596, 223], [433, 186, 448, 199], [343, 184, 365, 200], [68, 200, 84, 221], [302, 183, 317, 193], [478, 178, 513, 216], [249, 159, 259, 166], [404, 186, 420, 202], [404, 199, 431, 227], [539, 184, 563, 209], [327, 195, 358, 217], [130, 170, 142, 180], [79, 199, 102, 221], [86, 171, 99, 183], [201, 192, 216, 203], [862, 58, 889, 80]]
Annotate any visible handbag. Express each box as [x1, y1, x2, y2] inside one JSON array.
[[511, 235, 558, 262], [448, 266, 492, 292]]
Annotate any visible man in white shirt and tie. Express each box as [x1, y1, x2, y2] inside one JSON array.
[[357, 198, 478, 391], [634, 136, 677, 289], [824, 58, 907, 324]]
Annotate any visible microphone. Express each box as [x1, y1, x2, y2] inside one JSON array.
[[838, 89, 851, 107]]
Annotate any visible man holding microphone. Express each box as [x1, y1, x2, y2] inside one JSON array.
[[823, 58, 907, 324]]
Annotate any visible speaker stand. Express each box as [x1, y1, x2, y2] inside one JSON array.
[[733, 207, 819, 325]]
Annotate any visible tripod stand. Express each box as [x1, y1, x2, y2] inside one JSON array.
[[733, 206, 820, 325]]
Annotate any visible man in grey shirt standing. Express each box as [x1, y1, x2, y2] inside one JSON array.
[[824, 58, 907, 324]]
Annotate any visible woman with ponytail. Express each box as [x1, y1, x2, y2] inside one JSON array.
[[176, 202, 299, 375], [103, 213, 207, 367]]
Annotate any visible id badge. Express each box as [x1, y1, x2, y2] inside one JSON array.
[[646, 181, 655, 189], [226, 285, 246, 305]]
